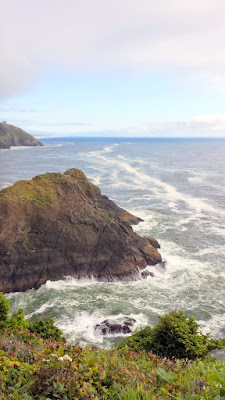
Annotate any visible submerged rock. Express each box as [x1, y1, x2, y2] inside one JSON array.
[[0, 122, 43, 149], [95, 317, 136, 335], [0, 169, 161, 293]]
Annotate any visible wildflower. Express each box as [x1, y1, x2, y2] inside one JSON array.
[[58, 354, 72, 362]]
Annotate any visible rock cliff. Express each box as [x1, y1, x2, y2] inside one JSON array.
[[0, 123, 43, 149], [0, 169, 161, 293]]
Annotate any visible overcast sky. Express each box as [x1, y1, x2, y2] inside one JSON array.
[[1, 0, 225, 137]]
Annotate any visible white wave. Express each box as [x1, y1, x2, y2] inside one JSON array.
[[44, 276, 99, 290], [113, 160, 224, 216], [118, 155, 158, 169], [102, 143, 119, 153], [10, 146, 36, 151], [26, 300, 59, 317], [59, 311, 149, 346], [119, 195, 156, 204], [43, 144, 63, 148], [1, 182, 11, 189], [206, 223, 225, 238], [199, 313, 225, 337], [79, 147, 221, 216], [197, 248, 218, 256], [103, 146, 114, 152], [129, 209, 160, 232], [90, 176, 101, 185]]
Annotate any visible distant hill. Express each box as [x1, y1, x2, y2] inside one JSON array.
[[0, 122, 43, 149]]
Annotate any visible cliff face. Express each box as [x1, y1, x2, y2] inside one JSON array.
[[0, 169, 161, 293], [0, 123, 43, 149]]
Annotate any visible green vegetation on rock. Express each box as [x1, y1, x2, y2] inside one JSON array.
[[1, 179, 56, 207], [0, 169, 99, 207], [1, 294, 225, 399]]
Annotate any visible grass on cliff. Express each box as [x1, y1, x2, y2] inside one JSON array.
[[0, 169, 100, 207], [1, 293, 225, 400], [0, 179, 56, 207]]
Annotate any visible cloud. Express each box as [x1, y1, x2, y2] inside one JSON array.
[[23, 115, 225, 137], [0, 105, 39, 113], [30, 121, 93, 127], [1, 0, 225, 99], [111, 114, 225, 137]]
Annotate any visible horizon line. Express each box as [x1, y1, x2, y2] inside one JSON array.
[[37, 135, 225, 140]]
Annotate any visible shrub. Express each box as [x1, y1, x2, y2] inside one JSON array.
[[0, 293, 61, 340], [29, 318, 62, 339], [7, 308, 29, 332], [121, 311, 210, 359], [150, 311, 208, 359], [0, 292, 10, 330], [117, 325, 152, 352]]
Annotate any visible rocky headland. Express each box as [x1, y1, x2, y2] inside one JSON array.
[[0, 122, 43, 149], [0, 169, 162, 293]]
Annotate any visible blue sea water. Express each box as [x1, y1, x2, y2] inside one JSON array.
[[0, 137, 225, 348]]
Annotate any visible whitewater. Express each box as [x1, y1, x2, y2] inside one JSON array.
[[0, 137, 225, 348]]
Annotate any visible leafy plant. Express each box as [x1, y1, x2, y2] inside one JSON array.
[[120, 311, 210, 359], [7, 308, 29, 332], [1, 293, 225, 399], [29, 317, 62, 339], [0, 292, 10, 330], [150, 310, 209, 359]]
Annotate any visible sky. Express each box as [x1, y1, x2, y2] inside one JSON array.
[[1, 0, 225, 137]]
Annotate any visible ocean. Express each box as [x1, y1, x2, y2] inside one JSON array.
[[1, 137, 225, 348]]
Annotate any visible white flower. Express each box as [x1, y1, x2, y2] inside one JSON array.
[[58, 354, 72, 362]]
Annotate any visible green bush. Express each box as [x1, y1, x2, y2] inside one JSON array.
[[0, 293, 61, 340], [29, 318, 62, 339], [117, 325, 152, 352], [150, 311, 208, 359], [121, 311, 210, 359], [7, 308, 29, 331], [0, 292, 10, 330]]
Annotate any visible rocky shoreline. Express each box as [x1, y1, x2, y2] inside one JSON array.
[[0, 169, 162, 293]]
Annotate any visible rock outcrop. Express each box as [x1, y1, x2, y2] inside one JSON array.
[[0, 123, 43, 149], [0, 169, 161, 293], [145, 237, 160, 248], [95, 317, 136, 336]]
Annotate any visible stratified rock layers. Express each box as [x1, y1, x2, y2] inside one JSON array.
[[0, 169, 161, 293]]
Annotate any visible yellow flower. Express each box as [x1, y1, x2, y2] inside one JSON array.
[[7, 361, 21, 367], [13, 361, 21, 367]]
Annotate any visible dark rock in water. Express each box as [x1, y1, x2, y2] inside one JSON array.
[[0, 169, 162, 293], [0, 122, 43, 149], [141, 270, 154, 279], [145, 237, 160, 248], [95, 317, 136, 336]]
